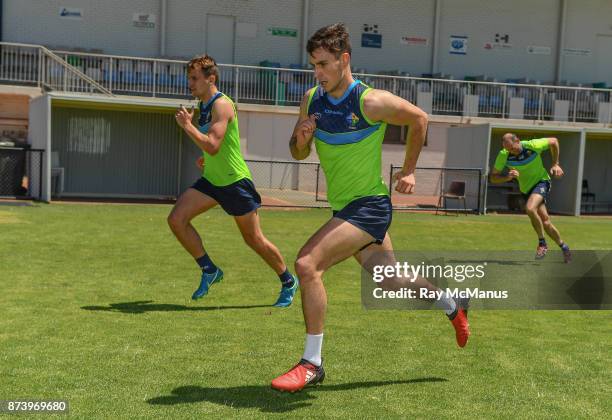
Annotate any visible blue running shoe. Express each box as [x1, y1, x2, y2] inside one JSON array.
[[273, 276, 299, 307], [192, 268, 223, 300]]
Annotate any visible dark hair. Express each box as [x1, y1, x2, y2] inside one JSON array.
[[307, 23, 352, 58], [187, 54, 219, 83]]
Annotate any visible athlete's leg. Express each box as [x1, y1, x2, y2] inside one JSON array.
[[234, 209, 298, 306], [538, 203, 562, 245], [169, 188, 223, 299], [167, 188, 218, 258], [354, 233, 439, 295], [234, 210, 288, 275], [525, 193, 546, 239], [295, 218, 374, 335], [271, 218, 373, 391], [538, 203, 571, 262], [355, 233, 469, 347]]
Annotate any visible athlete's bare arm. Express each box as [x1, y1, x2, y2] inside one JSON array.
[[547, 137, 564, 177], [490, 168, 519, 183], [290, 88, 317, 161], [362, 89, 428, 193], [175, 98, 233, 155]]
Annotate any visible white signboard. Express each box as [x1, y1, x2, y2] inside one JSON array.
[[450, 35, 468, 55], [563, 48, 591, 56], [59, 7, 83, 20], [526, 45, 552, 55], [401, 36, 428, 46], [133, 13, 156, 28]]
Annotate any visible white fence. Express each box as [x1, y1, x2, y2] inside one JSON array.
[[2, 42, 611, 124]]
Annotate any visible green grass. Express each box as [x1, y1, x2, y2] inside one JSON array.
[[1, 204, 611, 418]]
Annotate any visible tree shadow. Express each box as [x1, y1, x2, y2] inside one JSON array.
[[147, 378, 447, 413], [81, 300, 271, 314]]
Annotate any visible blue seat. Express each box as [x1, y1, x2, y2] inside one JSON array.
[[119, 72, 136, 84], [139, 73, 154, 84], [156, 73, 171, 86], [489, 96, 502, 108]]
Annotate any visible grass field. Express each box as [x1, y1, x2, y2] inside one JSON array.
[[1, 203, 611, 418]]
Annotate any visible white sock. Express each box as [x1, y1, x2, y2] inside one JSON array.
[[302, 333, 323, 366], [434, 290, 456, 316]]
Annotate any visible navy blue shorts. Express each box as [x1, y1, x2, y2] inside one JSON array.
[[190, 177, 261, 216], [523, 180, 551, 204], [332, 195, 392, 244]]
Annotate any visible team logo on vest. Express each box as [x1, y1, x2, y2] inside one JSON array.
[[346, 112, 360, 129], [510, 148, 533, 163], [517, 149, 532, 161]]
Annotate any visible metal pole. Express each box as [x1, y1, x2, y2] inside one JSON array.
[[109, 57, 114, 93], [63, 55, 68, 91], [234, 67, 239, 103], [38, 150, 43, 200], [572, 89, 577, 122], [502, 85, 507, 118], [608, 91, 612, 126], [388, 164, 394, 195], [37, 48, 42, 87], [537, 87, 543, 120], [152, 60, 157, 97], [275, 69, 279, 105], [477, 168, 482, 214]]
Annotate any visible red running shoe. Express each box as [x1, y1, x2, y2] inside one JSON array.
[[448, 307, 470, 348], [271, 359, 325, 392], [535, 244, 548, 260]]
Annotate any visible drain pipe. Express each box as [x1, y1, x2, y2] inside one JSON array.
[[555, 0, 567, 83], [160, 0, 167, 56], [431, 0, 441, 74], [301, 0, 310, 66]]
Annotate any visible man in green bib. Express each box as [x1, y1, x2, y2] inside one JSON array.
[[169, 55, 298, 307], [271, 24, 471, 392], [490, 133, 571, 262]]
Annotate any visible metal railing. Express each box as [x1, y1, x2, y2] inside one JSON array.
[[48, 50, 317, 105], [2, 42, 612, 124], [0, 42, 112, 95]]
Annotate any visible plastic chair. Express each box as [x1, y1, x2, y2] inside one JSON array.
[[436, 181, 467, 216]]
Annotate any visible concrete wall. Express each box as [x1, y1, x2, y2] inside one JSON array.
[[309, 0, 435, 75], [4, 0, 611, 83], [563, 0, 612, 85], [166, 0, 302, 64], [437, 0, 559, 82], [4, 0, 162, 57]]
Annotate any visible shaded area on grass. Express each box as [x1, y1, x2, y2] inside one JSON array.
[[82, 300, 271, 314], [147, 378, 448, 413]]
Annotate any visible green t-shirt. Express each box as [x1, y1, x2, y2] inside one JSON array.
[[307, 82, 389, 211], [198, 93, 252, 186], [493, 138, 551, 193]]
